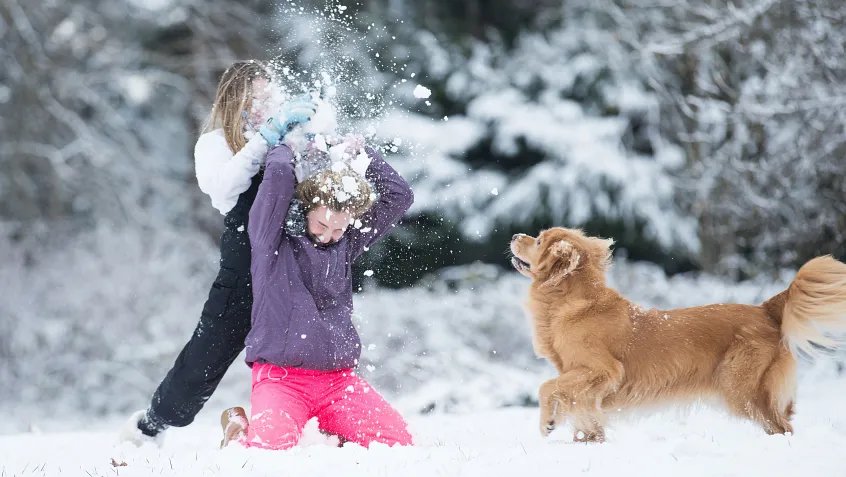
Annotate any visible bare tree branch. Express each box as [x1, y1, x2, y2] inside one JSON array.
[[643, 0, 782, 55]]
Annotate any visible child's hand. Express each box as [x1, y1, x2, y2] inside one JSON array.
[[259, 94, 319, 146]]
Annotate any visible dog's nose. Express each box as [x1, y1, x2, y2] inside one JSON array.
[[512, 233, 525, 241]]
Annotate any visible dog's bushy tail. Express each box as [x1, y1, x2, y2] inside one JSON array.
[[780, 255, 846, 360]]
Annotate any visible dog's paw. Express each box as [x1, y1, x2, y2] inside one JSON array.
[[539, 396, 563, 437], [540, 419, 557, 437], [573, 429, 605, 443]]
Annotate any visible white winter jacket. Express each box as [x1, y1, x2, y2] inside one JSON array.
[[194, 129, 269, 215]]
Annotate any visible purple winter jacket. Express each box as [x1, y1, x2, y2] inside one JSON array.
[[245, 144, 414, 371]]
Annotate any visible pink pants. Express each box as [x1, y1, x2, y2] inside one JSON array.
[[242, 363, 413, 450]]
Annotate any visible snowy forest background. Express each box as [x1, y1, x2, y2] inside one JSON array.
[[2, 0, 845, 433]]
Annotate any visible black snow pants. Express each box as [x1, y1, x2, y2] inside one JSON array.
[[145, 174, 261, 429]]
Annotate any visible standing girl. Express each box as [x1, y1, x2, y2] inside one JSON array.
[[120, 60, 318, 444]]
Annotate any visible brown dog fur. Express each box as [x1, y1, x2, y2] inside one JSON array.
[[509, 227, 846, 443]]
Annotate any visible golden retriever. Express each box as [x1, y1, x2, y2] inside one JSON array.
[[510, 227, 846, 443]]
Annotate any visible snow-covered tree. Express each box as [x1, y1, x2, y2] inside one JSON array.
[[596, 0, 846, 277], [359, 6, 701, 279], [0, 0, 274, 232]]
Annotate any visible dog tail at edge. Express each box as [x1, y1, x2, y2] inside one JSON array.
[[779, 255, 846, 361]]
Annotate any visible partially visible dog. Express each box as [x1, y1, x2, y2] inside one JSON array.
[[510, 227, 846, 443]]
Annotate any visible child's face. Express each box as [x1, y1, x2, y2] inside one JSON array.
[[248, 78, 274, 125], [306, 206, 352, 247]]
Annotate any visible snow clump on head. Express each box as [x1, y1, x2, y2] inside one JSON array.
[[295, 168, 375, 219], [292, 132, 376, 218], [281, 94, 377, 218]]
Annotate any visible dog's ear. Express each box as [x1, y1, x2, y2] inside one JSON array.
[[542, 240, 581, 287], [587, 237, 615, 270]]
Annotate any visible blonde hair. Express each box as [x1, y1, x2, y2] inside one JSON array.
[[202, 60, 272, 153], [296, 170, 375, 218]]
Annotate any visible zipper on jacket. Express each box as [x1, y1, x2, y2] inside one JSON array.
[[322, 248, 340, 279]]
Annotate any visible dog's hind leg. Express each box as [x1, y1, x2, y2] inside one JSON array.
[[717, 341, 796, 435], [756, 349, 797, 435]]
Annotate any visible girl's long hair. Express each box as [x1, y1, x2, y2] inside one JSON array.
[[202, 60, 272, 153]]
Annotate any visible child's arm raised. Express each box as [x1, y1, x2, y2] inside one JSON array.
[[195, 132, 268, 215], [348, 146, 414, 258], [249, 145, 296, 252]]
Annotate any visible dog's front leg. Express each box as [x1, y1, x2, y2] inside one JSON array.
[[569, 359, 623, 443], [538, 362, 623, 438], [538, 377, 570, 436]]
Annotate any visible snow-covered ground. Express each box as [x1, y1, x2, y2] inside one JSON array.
[[3, 228, 845, 477], [3, 377, 845, 477]]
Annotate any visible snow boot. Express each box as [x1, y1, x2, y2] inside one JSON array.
[[118, 409, 166, 447], [220, 406, 249, 448]]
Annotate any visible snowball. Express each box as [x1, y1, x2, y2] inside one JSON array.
[[350, 151, 371, 176], [333, 189, 350, 203], [303, 99, 339, 136], [342, 175, 359, 196], [312, 134, 329, 152], [329, 143, 349, 164], [123, 75, 152, 104], [364, 270, 374, 277], [413, 84, 432, 99]]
